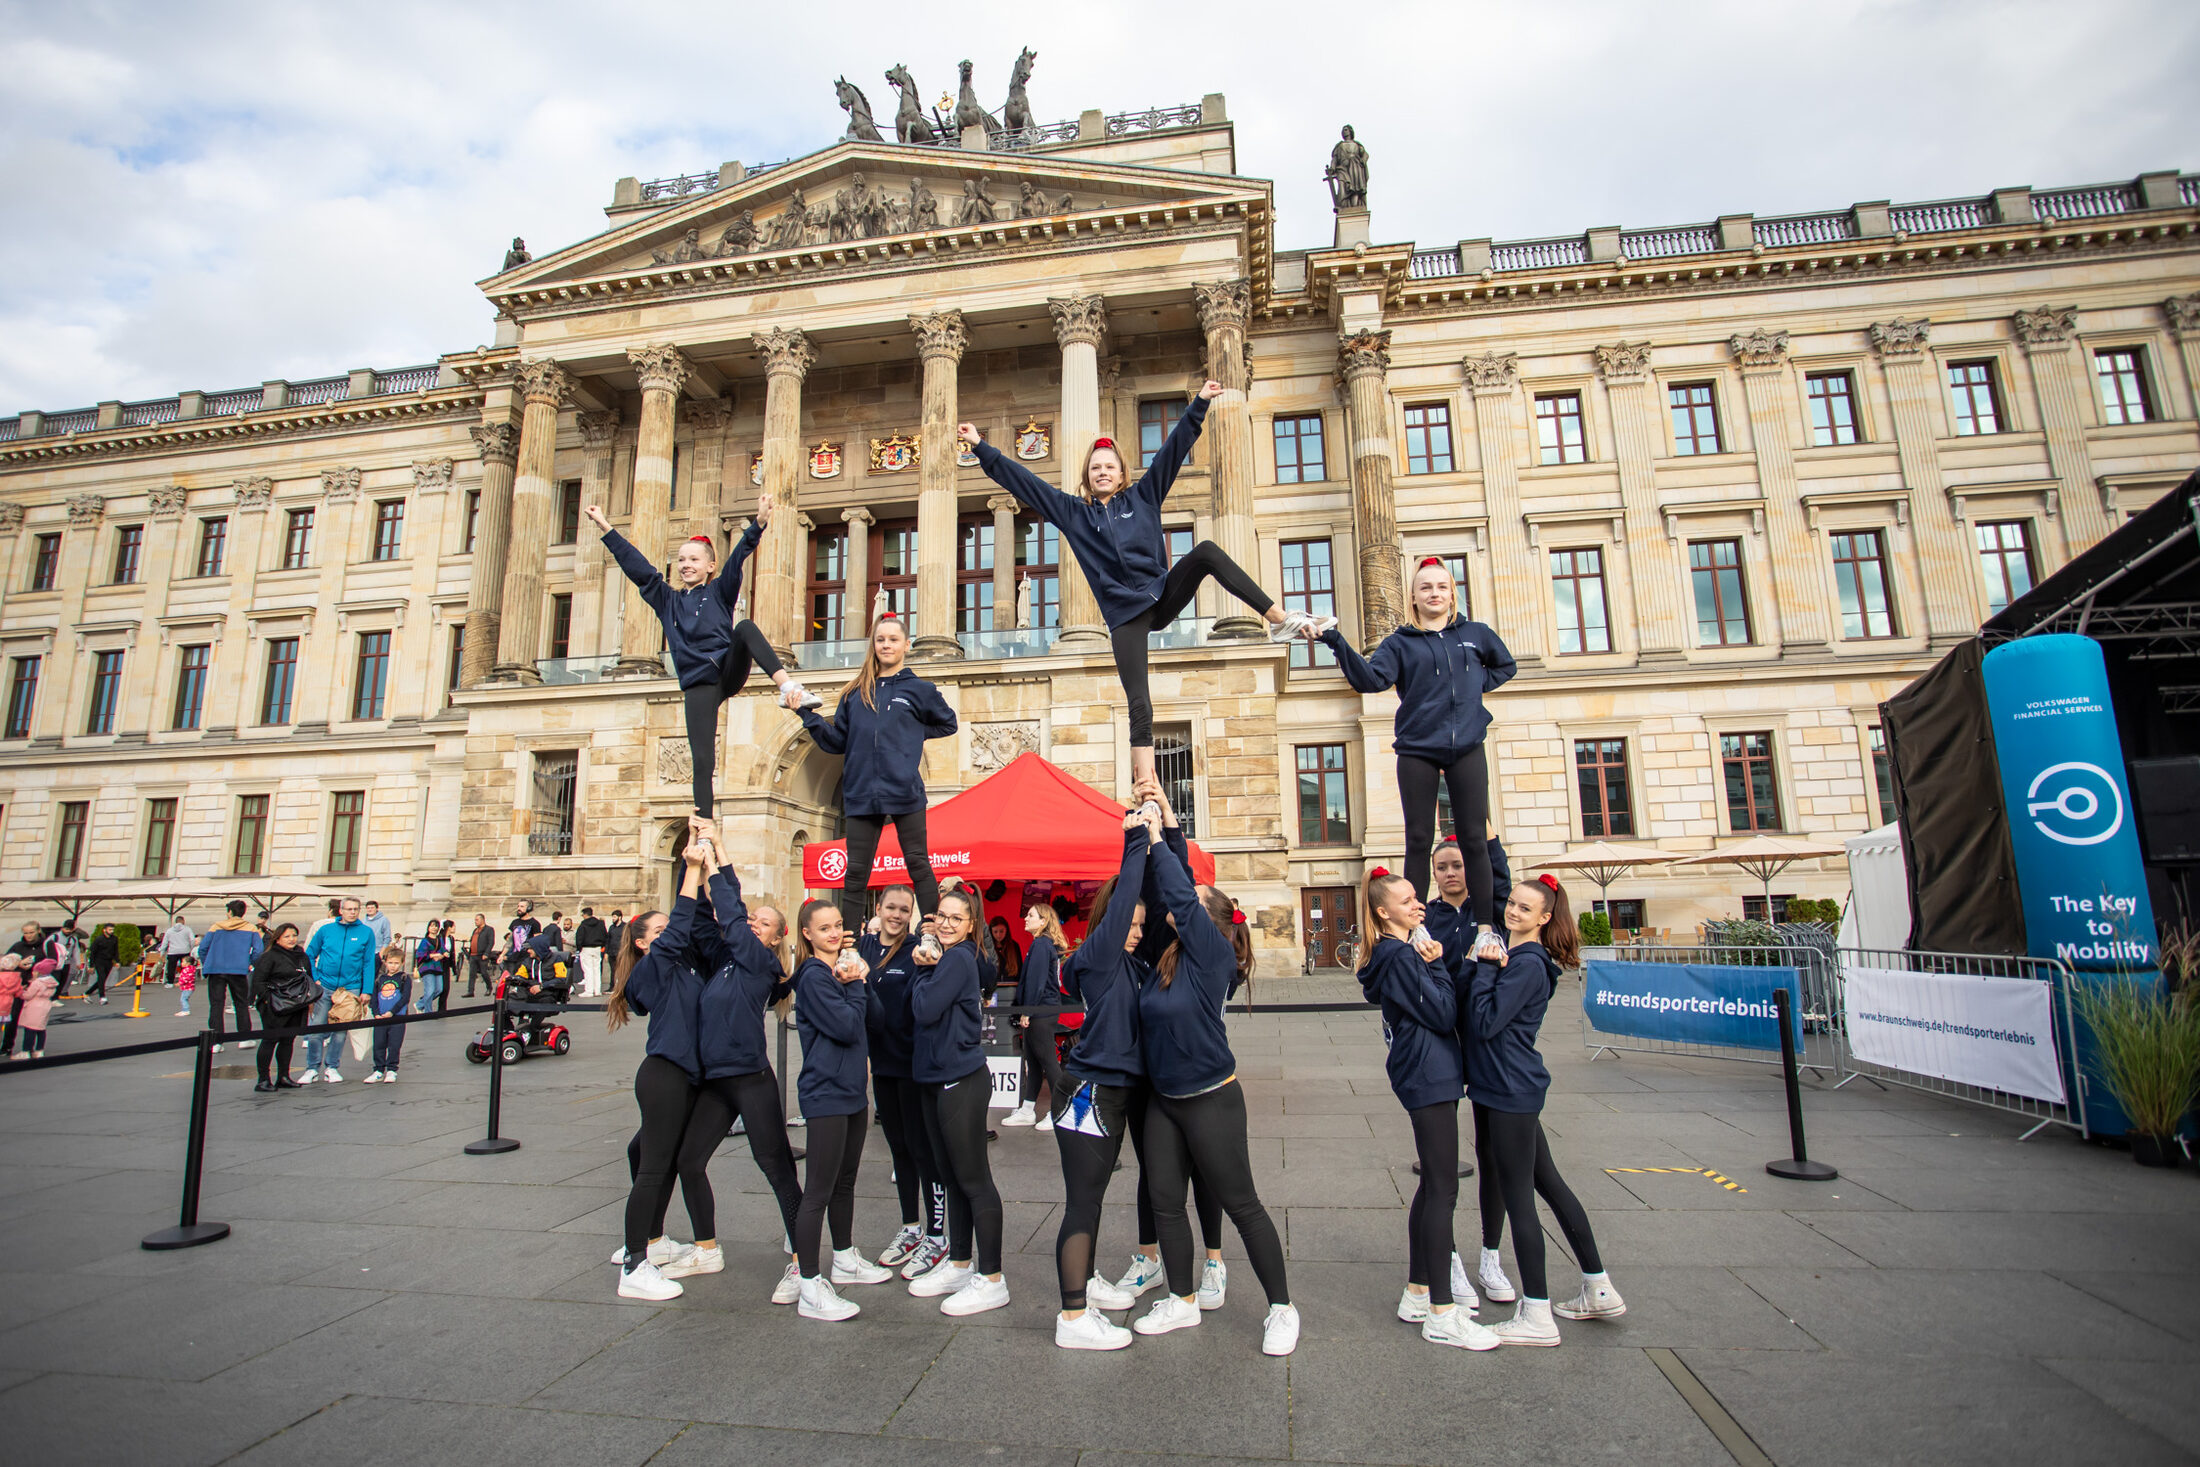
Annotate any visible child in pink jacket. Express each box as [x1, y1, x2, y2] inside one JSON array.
[[0, 955, 23, 1057], [16, 960, 59, 1058]]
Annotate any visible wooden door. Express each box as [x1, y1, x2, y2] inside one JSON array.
[[1300, 886, 1358, 969]]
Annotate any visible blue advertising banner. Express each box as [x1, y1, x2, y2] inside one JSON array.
[[1583, 961, 1802, 1051]]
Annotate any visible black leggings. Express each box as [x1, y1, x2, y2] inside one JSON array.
[[1052, 1076, 1132, 1310], [625, 1056, 709, 1261], [1399, 744, 1494, 924], [796, 1109, 868, 1277], [920, 1066, 1004, 1274], [1474, 1104, 1506, 1250], [1477, 1103, 1602, 1299], [1019, 1016, 1064, 1105], [681, 620, 785, 815], [204, 973, 252, 1037], [625, 1068, 804, 1246], [255, 1002, 301, 1082], [1130, 1083, 1222, 1253], [841, 808, 939, 931], [1406, 1102, 1460, 1306], [1142, 1082, 1289, 1306], [874, 1072, 946, 1235], [1110, 540, 1274, 748]]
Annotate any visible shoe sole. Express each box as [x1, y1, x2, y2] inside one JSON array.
[[832, 1272, 892, 1286], [1495, 1332, 1561, 1346], [1198, 1295, 1225, 1311], [1424, 1328, 1501, 1351], [798, 1305, 859, 1321], [1057, 1331, 1133, 1351], [617, 1284, 682, 1300], [1132, 1316, 1200, 1336], [1262, 1338, 1299, 1356], [1552, 1305, 1626, 1320], [941, 1292, 1011, 1317], [660, 1262, 722, 1279], [909, 1276, 973, 1298]]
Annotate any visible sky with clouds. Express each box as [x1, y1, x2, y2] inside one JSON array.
[[3, 0, 2195, 415]]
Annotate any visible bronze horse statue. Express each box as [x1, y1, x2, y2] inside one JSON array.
[[884, 63, 939, 145], [835, 76, 882, 142], [1002, 47, 1036, 133], [954, 59, 1002, 140]]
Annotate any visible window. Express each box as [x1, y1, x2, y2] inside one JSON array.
[[555, 480, 582, 544], [1869, 724, 1897, 827], [1550, 548, 1612, 654], [1535, 393, 1587, 464], [282, 508, 314, 569], [371, 499, 405, 561], [1575, 738, 1635, 838], [1279, 539, 1338, 670], [446, 625, 466, 707], [141, 797, 177, 878], [1689, 539, 1752, 646], [464, 490, 480, 554], [1743, 895, 1797, 924], [327, 791, 365, 874], [956, 520, 994, 635], [1154, 724, 1199, 838], [53, 802, 89, 879], [1163, 527, 1196, 632], [1975, 520, 2036, 616], [1295, 744, 1351, 845], [1137, 400, 1175, 468], [28, 533, 60, 591], [352, 631, 391, 720], [232, 794, 268, 876], [1595, 898, 1648, 931], [875, 524, 918, 620], [1948, 360, 2003, 436], [1831, 530, 1897, 638], [1403, 403, 1454, 474], [195, 517, 229, 577], [549, 594, 572, 660], [1805, 371, 1860, 446], [4, 657, 38, 739], [86, 650, 124, 734], [1721, 731, 1782, 832], [260, 637, 298, 724], [2095, 348, 2155, 425], [171, 644, 210, 731], [806, 527, 846, 642], [1273, 413, 1326, 483], [1437, 553, 1473, 619], [1668, 382, 1723, 455], [111, 525, 143, 584], [530, 750, 578, 856], [1015, 521, 1059, 630]]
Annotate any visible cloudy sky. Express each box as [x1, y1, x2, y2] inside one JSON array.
[[3, 0, 2195, 415]]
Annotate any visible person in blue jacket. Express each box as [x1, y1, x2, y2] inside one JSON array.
[[1321, 557, 1516, 929], [905, 888, 1009, 1316], [302, 898, 376, 1083], [786, 895, 890, 1321], [1359, 871, 1499, 1351], [860, 886, 950, 1279], [960, 390, 1329, 794], [1465, 872, 1624, 1345], [585, 495, 818, 818], [1001, 901, 1070, 1130], [785, 615, 957, 929]]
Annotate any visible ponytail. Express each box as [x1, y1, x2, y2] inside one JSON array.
[[604, 908, 664, 1032], [1528, 875, 1580, 969], [1360, 869, 1411, 975], [1156, 885, 1252, 996]]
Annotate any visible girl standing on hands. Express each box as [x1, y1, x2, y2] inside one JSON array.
[[906, 889, 1010, 1316], [587, 495, 819, 818], [787, 897, 890, 1321], [962, 389, 1330, 792]]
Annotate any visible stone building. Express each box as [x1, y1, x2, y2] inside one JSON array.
[[2, 91, 2196, 969]]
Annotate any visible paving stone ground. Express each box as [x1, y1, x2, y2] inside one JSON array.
[[3, 973, 2195, 1466]]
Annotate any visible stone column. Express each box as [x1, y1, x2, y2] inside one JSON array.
[[1463, 352, 1547, 664], [215, 479, 272, 728], [909, 310, 967, 661], [681, 398, 731, 538], [2014, 305, 2112, 549], [391, 459, 452, 720], [572, 411, 619, 657], [988, 495, 1018, 630], [1594, 343, 1687, 659], [1730, 331, 1829, 652], [2166, 295, 2200, 419], [1869, 318, 1981, 641], [751, 327, 815, 662], [459, 414, 519, 686], [121, 484, 189, 736], [1194, 279, 1264, 638], [491, 359, 571, 682], [47, 496, 105, 739], [840, 507, 874, 643], [611, 345, 692, 675], [1340, 332, 1407, 647], [1048, 295, 1109, 648]]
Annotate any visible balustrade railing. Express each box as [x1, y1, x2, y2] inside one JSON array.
[[1409, 248, 1462, 278], [0, 419, 17, 442], [1106, 104, 1204, 136], [993, 120, 1081, 152], [1621, 224, 1720, 258], [286, 376, 350, 407], [372, 365, 440, 394], [2034, 182, 2142, 220], [1754, 212, 1856, 247], [640, 171, 720, 202], [2184, 175, 2200, 207], [1889, 198, 1992, 234], [1490, 236, 1586, 271], [121, 399, 180, 427], [44, 410, 96, 435]]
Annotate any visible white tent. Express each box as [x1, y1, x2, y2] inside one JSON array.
[[1838, 823, 1910, 953]]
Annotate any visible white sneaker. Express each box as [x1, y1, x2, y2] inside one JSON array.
[[297, 1070, 319, 1086], [940, 1272, 1010, 1316], [617, 1260, 682, 1301], [1115, 1252, 1166, 1298], [1132, 1295, 1201, 1336], [362, 1071, 383, 1084], [771, 1261, 802, 1305], [798, 1275, 859, 1321], [900, 1235, 950, 1281], [381, 1070, 396, 1083], [1001, 1103, 1037, 1128], [1034, 1108, 1053, 1132], [1268, 609, 1334, 643], [1198, 1258, 1228, 1311], [1423, 1305, 1502, 1351], [661, 1244, 723, 1279], [878, 1224, 924, 1268], [1478, 1248, 1517, 1303], [1262, 1302, 1302, 1356], [323, 1068, 343, 1083], [782, 680, 824, 712], [1056, 1308, 1134, 1351], [1397, 1287, 1431, 1323], [1553, 1275, 1627, 1320], [1084, 1274, 1135, 1312], [908, 1260, 973, 1298], [611, 1238, 694, 1268], [1449, 1252, 1481, 1315], [832, 1247, 892, 1285], [1491, 1298, 1561, 1346]]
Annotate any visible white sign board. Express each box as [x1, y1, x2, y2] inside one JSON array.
[[1845, 966, 2066, 1104], [985, 1054, 1022, 1109]]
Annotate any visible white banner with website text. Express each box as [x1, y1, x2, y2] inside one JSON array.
[[1844, 966, 2066, 1103]]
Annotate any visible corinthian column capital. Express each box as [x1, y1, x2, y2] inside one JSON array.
[[909, 310, 968, 363], [1462, 350, 1519, 392], [516, 358, 571, 406], [1192, 279, 1251, 335], [576, 411, 619, 448], [680, 398, 733, 432], [1047, 295, 1107, 350], [753, 326, 817, 379], [1337, 329, 1392, 383], [1593, 341, 1653, 382], [1867, 318, 1930, 357], [627, 344, 691, 397], [470, 421, 519, 466], [1727, 328, 1790, 371]]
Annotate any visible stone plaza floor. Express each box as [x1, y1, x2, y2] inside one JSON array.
[[2, 973, 2196, 1467]]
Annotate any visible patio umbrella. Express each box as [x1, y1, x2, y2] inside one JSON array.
[[1674, 834, 1850, 913], [104, 877, 242, 920], [1535, 840, 1684, 909], [0, 879, 133, 924], [212, 875, 363, 916]]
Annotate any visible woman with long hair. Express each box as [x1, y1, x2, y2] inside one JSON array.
[[861, 885, 950, 1278], [586, 494, 818, 818], [1427, 833, 1519, 1308], [1466, 874, 1624, 1344], [1001, 902, 1069, 1130], [247, 923, 314, 1092], [1320, 557, 1516, 925], [961, 394, 1327, 792], [906, 888, 1009, 1315], [412, 920, 453, 1014], [784, 615, 957, 930], [784, 896, 888, 1320]]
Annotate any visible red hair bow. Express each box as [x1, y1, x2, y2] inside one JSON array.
[[1092, 437, 1114, 450], [1369, 866, 1391, 878], [1418, 555, 1445, 569], [877, 612, 900, 622], [1231, 909, 1247, 925], [687, 534, 715, 547], [1537, 873, 1560, 891]]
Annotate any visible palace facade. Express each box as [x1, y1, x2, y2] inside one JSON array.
[[3, 92, 2197, 968]]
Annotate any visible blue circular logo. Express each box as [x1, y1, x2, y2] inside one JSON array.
[[2025, 761, 2124, 847]]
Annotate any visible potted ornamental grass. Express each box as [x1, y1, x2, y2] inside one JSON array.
[[2070, 923, 2200, 1167]]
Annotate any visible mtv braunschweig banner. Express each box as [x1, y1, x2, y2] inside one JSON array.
[[1845, 966, 2066, 1104]]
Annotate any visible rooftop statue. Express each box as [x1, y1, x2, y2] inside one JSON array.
[[502, 237, 531, 271], [1324, 125, 1368, 210], [1003, 48, 1037, 133], [885, 63, 940, 146], [836, 76, 883, 143]]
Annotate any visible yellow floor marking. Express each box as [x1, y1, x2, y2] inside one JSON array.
[[1605, 1165, 1747, 1194]]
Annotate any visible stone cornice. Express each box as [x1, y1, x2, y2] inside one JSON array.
[[0, 383, 486, 471]]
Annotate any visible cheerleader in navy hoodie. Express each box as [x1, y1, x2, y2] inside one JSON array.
[[905, 888, 1009, 1316], [860, 886, 950, 1279], [961, 390, 1328, 793], [1001, 902, 1070, 1129], [586, 496, 817, 818], [1321, 557, 1516, 925], [786, 616, 957, 929], [1465, 873, 1625, 1345], [1427, 833, 1521, 1307]]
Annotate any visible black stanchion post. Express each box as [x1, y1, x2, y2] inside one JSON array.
[[776, 1013, 804, 1161], [1767, 985, 1837, 1182], [143, 1031, 232, 1250], [465, 997, 521, 1155]]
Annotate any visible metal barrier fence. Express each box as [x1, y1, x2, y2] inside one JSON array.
[[1580, 944, 1842, 1074]]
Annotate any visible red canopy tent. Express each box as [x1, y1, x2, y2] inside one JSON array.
[[801, 752, 1217, 889]]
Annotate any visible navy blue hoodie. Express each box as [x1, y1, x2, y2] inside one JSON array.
[[910, 941, 985, 1083], [860, 928, 923, 1078], [974, 397, 1209, 630], [1463, 940, 1560, 1114], [1136, 839, 1242, 1098], [620, 895, 707, 1081], [1321, 615, 1517, 761], [1061, 832, 1154, 1089], [1359, 935, 1463, 1111], [798, 667, 958, 816], [1015, 932, 1061, 1009], [1427, 835, 1514, 980], [693, 870, 790, 1080], [602, 520, 763, 689], [794, 953, 870, 1117]]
